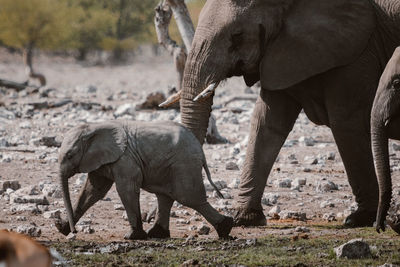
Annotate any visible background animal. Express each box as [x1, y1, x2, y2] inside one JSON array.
[[0, 230, 51, 267], [371, 46, 400, 234], [166, 0, 400, 227], [55, 121, 233, 240]]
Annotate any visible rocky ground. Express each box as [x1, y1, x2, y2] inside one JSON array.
[[1, 49, 400, 266]]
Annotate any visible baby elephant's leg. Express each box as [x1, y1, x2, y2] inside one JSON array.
[[191, 202, 233, 239], [115, 174, 147, 240], [174, 165, 233, 239], [147, 194, 174, 238]]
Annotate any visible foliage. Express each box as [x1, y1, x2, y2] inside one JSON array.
[[0, 0, 206, 56], [0, 0, 74, 49]]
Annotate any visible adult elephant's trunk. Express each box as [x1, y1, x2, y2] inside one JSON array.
[[371, 115, 392, 232], [180, 55, 215, 144], [60, 173, 76, 234]]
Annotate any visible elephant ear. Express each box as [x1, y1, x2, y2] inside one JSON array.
[[260, 0, 375, 90], [79, 123, 127, 173]]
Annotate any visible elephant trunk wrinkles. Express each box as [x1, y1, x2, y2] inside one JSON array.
[[60, 173, 76, 233], [371, 115, 392, 227], [180, 57, 215, 144]]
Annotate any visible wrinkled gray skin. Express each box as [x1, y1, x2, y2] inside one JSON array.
[[179, 0, 400, 227], [371, 47, 400, 234], [56, 121, 233, 240]]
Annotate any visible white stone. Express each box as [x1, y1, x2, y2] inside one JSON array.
[[334, 239, 371, 259], [315, 179, 338, 193], [262, 193, 280, 205], [299, 136, 315, 146], [16, 225, 41, 237], [43, 210, 62, 219], [114, 204, 125, 210], [322, 212, 336, 222], [274, 179, 292, 188], [295, 226, 310, 233], [114, 103, 136, 117], [279, 210, 307, 221], [268, 205, 281, 216], [320, 200, 335, 208]]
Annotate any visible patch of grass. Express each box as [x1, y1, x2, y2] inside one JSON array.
[[50, 229, 400, 267]]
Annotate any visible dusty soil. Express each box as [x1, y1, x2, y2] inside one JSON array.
[[0, 48, 400, 251]]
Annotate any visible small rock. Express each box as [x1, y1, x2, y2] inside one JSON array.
[[334, 238, 371, 259], [181, 259, 199, 267], [66, 233, 76, 240], [262, 193, 280, 205], [315, 179, 338, 193], [75, 174, 87, 186], [299, 136, 315, 146], [392, 143, 400, 152], [75, 85, 97, 94], [268, 205, 281, 217], [19, 185, 41, 196], [225, 161, 239, 170], [137, 92, 166, 110], [295, 226, 310, 233], [11, 194, 49, 205], [77, 225, 95, 234], [320, 200, 335, 208], [39, 136, 61, 147], [16, 216, 27, 221], [246, 238, 257, 246], [322, 212, 336, 222], [114, 103, 136, 117], [114, 204, 125, 210], [304, 156, 318, 165], [197, 224, 210, 235], [43, 210, 62, 219], [228, 178, 240, 189], [10, 204, 40, 214], [16, 225, 41, 237], [274, 179, 292, 188], [279, 210, 307, 221], [1, 180, 21, 191], [177, 219, 190, 225]]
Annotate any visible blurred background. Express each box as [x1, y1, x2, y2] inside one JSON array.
[[0, 0, 205, 63]]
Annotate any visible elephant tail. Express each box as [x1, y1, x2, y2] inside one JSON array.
[[203, 161, 224, 199]]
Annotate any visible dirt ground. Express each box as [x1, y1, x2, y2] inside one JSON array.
[[1, 48, 400, 265]]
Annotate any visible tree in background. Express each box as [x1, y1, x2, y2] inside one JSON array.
[[69, 0, 115, 61], [0, 0, 74, 85], [100, 0, 159, 62]]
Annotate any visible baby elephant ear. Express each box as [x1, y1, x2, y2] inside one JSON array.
[[79, 123, 127, 173]]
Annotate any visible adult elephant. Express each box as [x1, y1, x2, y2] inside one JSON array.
[[168, 0, 400, 227]]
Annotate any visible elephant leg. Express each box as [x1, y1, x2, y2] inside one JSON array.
[[115, 175, 147, 240], [235, 90, 301, 226], [56, 172, 113, 235], [189, 202, 234, 239], [147, 194, 173, 238], [331, 126, 378, 227]]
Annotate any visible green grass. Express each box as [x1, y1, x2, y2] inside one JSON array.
[[49, 226, 400, 266]]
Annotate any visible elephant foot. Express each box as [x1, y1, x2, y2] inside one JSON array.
[[124, 229, 148, 240], [55, 219, 71, 236], [216, 216, 234, 239], [388, 215, 400, 235], [343, 208, 377, 228], [147, 223, 170, 239], [233, 208, 266, 227]]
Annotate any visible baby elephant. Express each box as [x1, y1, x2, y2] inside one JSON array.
[[55, 120, 233, 239], [371, 47, 400, 234]]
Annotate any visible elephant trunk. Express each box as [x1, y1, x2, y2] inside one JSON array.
[[180, 52, 216, 144], [371, 113, 392, 231], [60, 173, 76, 234]]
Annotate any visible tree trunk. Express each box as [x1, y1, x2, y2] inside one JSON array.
[[154, 0, 225, 143], [23, 42, 46, 86]]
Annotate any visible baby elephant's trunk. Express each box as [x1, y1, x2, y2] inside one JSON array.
[[60, 174, 76, 234], [203, 162, 224, 199]]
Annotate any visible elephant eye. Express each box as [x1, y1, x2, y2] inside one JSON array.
[[230, 32, 243, 51], [393, 78, 400, 90]]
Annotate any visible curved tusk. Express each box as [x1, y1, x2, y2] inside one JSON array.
[[193, 82, 220, 102], [159, 91, 181, 108]]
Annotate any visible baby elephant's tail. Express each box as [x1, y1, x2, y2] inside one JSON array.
[[203, 162, 224, 199]]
